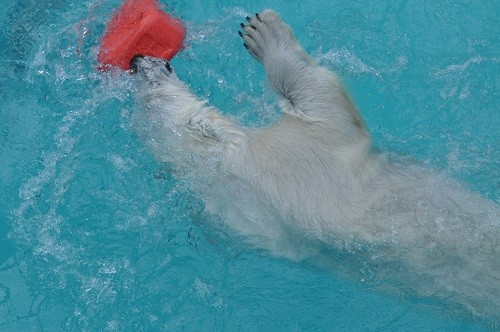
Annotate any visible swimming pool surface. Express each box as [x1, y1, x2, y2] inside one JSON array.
[[1, 0, 498, 330]]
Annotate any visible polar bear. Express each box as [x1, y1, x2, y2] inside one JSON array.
[[130, 11, 499, 320]]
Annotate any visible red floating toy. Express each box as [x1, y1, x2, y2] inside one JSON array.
[[98, 0, 185, 71]]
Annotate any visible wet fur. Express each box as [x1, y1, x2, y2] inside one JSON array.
[[131, 10, 499, 320]]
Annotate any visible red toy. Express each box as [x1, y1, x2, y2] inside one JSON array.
[[98, 0, 185, 71]]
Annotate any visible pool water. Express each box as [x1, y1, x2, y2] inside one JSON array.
[[1, 0, 498, 330]]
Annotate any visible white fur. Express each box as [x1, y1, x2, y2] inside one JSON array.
[[132, 10, 499, 320]]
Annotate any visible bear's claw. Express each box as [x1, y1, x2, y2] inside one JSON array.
[[238, 10, 296, 63]]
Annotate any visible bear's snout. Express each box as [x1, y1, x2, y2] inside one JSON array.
[[130, 54, 144, 73], [130, 55, 172, 75]]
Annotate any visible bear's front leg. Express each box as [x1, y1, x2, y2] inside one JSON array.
[[239, 11, 367, 136]]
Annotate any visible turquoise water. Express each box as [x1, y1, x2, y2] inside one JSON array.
[[1, 0, 498, 330]]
